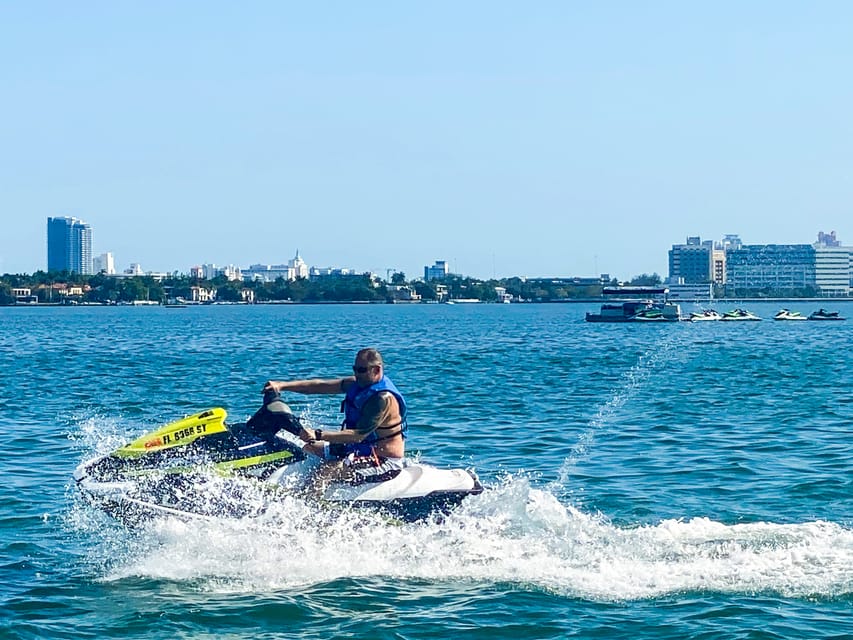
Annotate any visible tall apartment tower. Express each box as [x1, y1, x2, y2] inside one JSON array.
[[47, 216, 93, 274]]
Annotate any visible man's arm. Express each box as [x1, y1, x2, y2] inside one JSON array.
[[264, 377, 355, 395]]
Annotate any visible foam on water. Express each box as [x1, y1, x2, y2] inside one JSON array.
[[65, 341, 853, 605], [70, 473, 853, 601]]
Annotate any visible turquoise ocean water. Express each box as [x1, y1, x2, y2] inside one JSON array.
[[1, 302, 851, 639]]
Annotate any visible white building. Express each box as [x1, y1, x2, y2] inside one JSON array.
[[813, 243, 851, 297], [220, 265, 242, 281], [243, 264, 295, 283], [93, 252, 116, 275], [242, 251, 310, 282], [190, 286, 216, 303], [289, 250, 309, 279], [387, 285, 421, 302], [310, 266, 357, 277], [124, 263, 144, 276]]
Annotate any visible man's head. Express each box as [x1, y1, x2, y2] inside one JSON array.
[[352, 347, 383, 387]]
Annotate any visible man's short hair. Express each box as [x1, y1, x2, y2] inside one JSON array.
[[357, 348, 383, 367]]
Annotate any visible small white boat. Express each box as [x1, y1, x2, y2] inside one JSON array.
[[721, 308, 762, 321], [773, 309, 807, 321], [689, 309, 722, 322]]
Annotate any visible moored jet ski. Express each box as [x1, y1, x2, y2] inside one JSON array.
[[688, 309, 722, 322], [773, 309, 807, 321], [73, 395, 483, 525], [721, 308, 762, 321], [808, 308, 845, 321]]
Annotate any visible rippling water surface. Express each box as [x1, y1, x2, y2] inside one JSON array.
[[1, 302, 851, 639]]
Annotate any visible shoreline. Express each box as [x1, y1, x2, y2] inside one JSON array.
[[2, 297, 852, 308]]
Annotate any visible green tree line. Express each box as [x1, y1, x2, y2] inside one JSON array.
[[0, 271, 672, 305]]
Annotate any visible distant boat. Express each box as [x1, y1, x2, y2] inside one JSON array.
[[585, 287, 681, 323], [721, 308, 761, 321], [773, 309, 807, 321], [808, 308, 845, 321], [689, 309, 722, 322]]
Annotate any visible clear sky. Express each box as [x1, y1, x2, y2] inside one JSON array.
[[1, 1, 851, 281]]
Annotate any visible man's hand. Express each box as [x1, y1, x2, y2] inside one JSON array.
[[263, 380, 281, 393]]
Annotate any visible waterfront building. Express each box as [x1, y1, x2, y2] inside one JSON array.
[[718, 232, 850, 297], [189, 286, 216, 303], [387, 285, 422, 302], [725, 244, 816, 296], [47, 216, 93, 274], [668, 237, 713, 283], [666, 282, 715, 301], [424, 260, 450, 281], [11, 288, 38, 304], [813, 232, 851, 296], [712, 249, 726, 285], [813, 245, 851, 296], [243, 264, 292, 282], [494, 286, 513, 303]]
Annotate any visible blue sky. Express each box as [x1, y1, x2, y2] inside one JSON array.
[[2, 1, 851, 280]]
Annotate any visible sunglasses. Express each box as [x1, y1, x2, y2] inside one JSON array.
[[352, 365, 376, 373]]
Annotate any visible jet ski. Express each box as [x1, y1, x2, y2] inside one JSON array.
[[630, 308, 670, 322], [808, 308, 845, 321], [773, 309, 807, 321], [73, 393, 483, 525], [688, 309, 722, 322], [721, 308, 762, 321]]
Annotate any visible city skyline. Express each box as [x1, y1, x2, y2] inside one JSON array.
[[28, 217, 853, 288], [2, 3, 852, 280]]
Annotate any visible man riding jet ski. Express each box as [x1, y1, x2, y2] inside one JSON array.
[[263, 347, 413, 496], [73, 389, 482, 525]]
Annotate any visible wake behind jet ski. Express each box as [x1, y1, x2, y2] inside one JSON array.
[[73, 393, 483, 525]]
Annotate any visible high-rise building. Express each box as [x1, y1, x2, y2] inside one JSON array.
[[47, 216, 93, 274], [813, 232, 851, 296], [93, 252, 115, 275], [424, 260, 450, 281], [668, 237, 713, 283]]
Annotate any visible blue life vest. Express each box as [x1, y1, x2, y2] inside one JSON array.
[[340, 375, 407, 456]]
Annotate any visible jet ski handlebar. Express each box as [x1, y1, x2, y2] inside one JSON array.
[[246, 390, 305, 439]]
